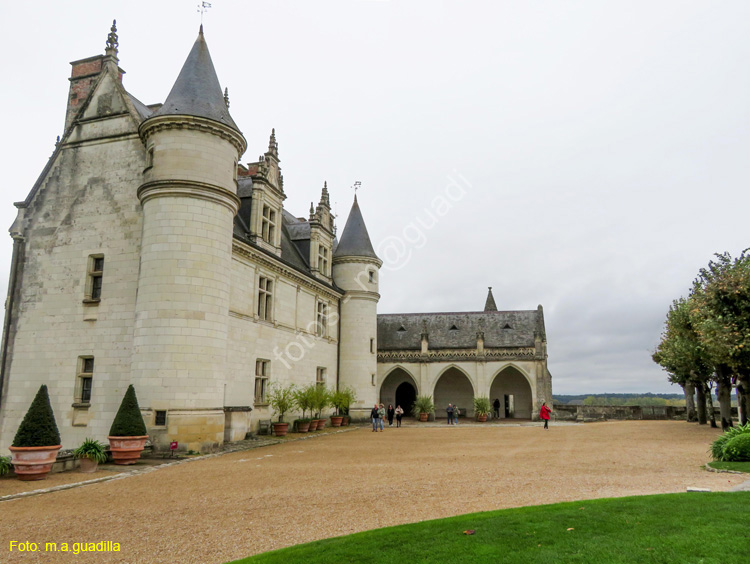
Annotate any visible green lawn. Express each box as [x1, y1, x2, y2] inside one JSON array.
[[230, 492, 750, 564], [707, 460, 750, 473]]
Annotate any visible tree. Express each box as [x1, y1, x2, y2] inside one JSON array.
[[691, 251, 750, 426], [653, 297, 710, 424]]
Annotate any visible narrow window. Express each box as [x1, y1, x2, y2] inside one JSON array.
[[371, 374, 376, 386], [76, 356, 94, 403], [369, 271, 375, 283], [257, 276, 273, 321], [154, 410, 167, 426], [316, 367, 327, 387], [86, 255, 104, 301], [316, 301, 328, 337], [317, 246, 329, 276], [255, 360, 269, 403], [370, 338, 375, 354], [261, 205, 276, 245]]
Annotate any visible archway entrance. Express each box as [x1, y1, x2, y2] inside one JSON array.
[[434, 367, 474, 419], [380, 367, 418, 415], [490, 366, 533, 419]]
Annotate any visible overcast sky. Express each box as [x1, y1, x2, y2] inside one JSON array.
[[1, 1, 748, 394]]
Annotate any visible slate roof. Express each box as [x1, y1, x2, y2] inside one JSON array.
[[378, 310, 545, 351], [152, 27, 239, 132], [333, 196, 379, 259]]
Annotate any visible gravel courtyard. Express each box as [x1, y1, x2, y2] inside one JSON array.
[[0, 421, 743, 563]]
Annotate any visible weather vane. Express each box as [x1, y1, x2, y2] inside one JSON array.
[[197, 1, 212, 24], [352, 181, 362, 195]]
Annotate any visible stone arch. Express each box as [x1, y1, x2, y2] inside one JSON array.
[[489, 364, 533, 419], [433, 364, 475, 418], [379, 366, 418, 414]]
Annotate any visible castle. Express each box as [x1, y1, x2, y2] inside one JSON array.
[[0, 23, 552, 452]]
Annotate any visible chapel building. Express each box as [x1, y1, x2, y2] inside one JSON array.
[[0, 23, 552, 452]]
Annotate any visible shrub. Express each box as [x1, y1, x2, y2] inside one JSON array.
[[412, 395, 435, 417], [294, 384, 316, 419], [0, 456, 11, 476], [312, 386, 331, 418], [474, 396, 491, 416], [722, 434, 750, 462], [109, 385, 148, 437], [710, 423, 750, 461], [12, 385, 61, 447], [72, 438, 109, 463], [267, 383, 296, 423]]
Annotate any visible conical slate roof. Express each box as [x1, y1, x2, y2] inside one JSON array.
[[334, 196, 379, 259], [484, 287, 498, 311], [153, 27, 239, 131]]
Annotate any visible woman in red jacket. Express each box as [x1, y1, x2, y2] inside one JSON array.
[[540, 402, 551, 430]]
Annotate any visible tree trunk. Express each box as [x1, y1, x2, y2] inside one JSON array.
[[696, 383, 707, 425], [705, 382, 717, 428], [715, 369, 733, 431], [738, 374, 750, 426], [684, 381, 697, 422]]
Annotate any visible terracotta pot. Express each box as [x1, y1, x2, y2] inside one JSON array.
[[9, 445, 62, 481], [477, 414, 488, 422], [296, 421, 311, 433], [108, 435, 148, 465], [342, 415, 350, 426], [419, 413, 429, 422], [79, 457, 99, 473], [330, 415, 344, 427], [316, 419, 326, 430], [273, 422, 289, 437]]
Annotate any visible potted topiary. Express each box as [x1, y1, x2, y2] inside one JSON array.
[[108, 385, 149, 465], [312, 385, 331, 430], [412, 395, 435, 422], [267, 382, 296, 437], [330, 390, 345, 427], [336, 386, 358, 426], [293, 384, 316, 432], [9, 385, 62, 481], [473, 396, 491, 422], [73, 438, 109, 473]]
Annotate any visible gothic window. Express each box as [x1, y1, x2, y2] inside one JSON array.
[[76, 356, 94, 403], [316, 367, 326, 387], [255, 360, 269, 404], [85, 255, 104, 301], [261, 205, 276, 245], [257, 276, 273, 321], [316, 301, 328, 337], [317, 246, 329, 276]]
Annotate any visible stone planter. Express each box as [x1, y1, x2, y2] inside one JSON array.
[[9, 445, 62, 481], [78, 457, 99, 473], [316, 419, 326, 430], [419, 413, 429, 422], [330, 415, 344, 427], [272, 422, 289, 437], [108, 435, 148, 465], [296, 421, 311, 433]]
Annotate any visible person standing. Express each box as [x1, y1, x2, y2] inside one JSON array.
[[378, 403, 386, 431], [387, 404, 395, 427], [493, 398, 501, 419], [540, 402, 551, 430], [446, 403, 454, 425], [395, 405, 404, 427], [454, 405, 460, 425], [371, 404, 380, 432]]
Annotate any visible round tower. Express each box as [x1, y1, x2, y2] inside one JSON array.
[[332, 196, 382, 420], [130, 27, 246, 452]]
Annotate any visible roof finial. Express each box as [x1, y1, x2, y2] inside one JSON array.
[[224, 87, 230, 108], [105, 19, 119, 58], [267, 128, 278, 157], [484, 286, 498, 312], [309, 202, 315, 218], [197, 2, 212, 27], [320, 181, 330, 207]]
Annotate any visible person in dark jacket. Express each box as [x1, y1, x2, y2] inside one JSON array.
[[387, 404, 395, 427], [371, 404, 380, 432], [446, 403, 454, 425], [540, 402, 551, 429], [493, 398, 501, 419]]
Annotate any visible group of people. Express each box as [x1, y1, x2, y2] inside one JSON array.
[[445, 403, 461, 424], [370, 403, 405, 431]]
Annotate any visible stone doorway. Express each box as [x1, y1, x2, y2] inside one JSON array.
[[434, 367, 474, 419], [395, 381, 417, 416], [380, 367, 418, 416], [490, 366, 533, 419]]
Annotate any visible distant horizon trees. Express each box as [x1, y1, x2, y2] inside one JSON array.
[[653, 251, 750, 430]]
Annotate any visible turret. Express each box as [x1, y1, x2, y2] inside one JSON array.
[[332, 196, 381, 419], [309, 182, 335, 281], [130, 27, 246, 451]]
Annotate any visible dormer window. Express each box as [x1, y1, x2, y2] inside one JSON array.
[[397, 326, 407, 332], [449, 324, 459, 331], [261, 205, 276, 245], [317, 246, 329, 276], [503, 323, 512, 330]]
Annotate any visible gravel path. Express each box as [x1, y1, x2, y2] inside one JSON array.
[[0, 421, 742, 563]]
